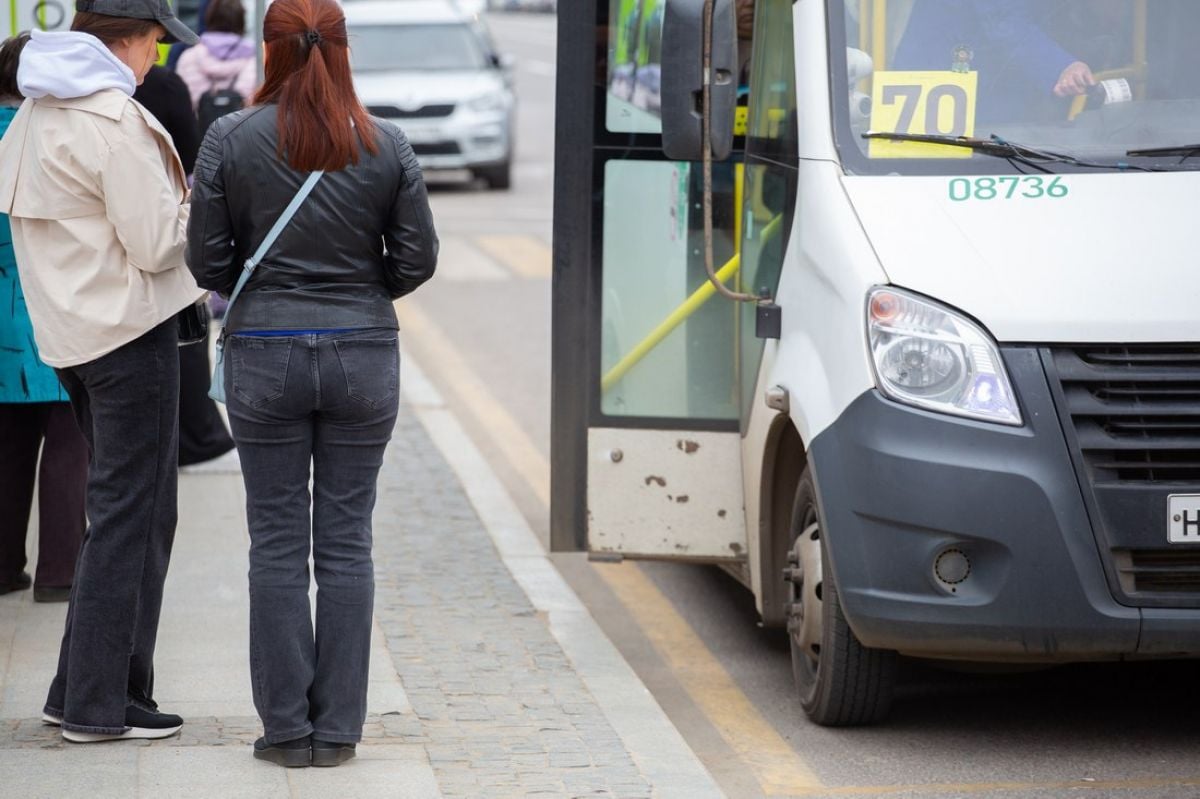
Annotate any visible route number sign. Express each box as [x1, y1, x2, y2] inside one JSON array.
[[869, 71, 979, 159]]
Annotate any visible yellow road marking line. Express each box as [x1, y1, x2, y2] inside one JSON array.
[[436, 235, 510, 282], [819, 775, 1200, 796], [474, 234, 553, 279], [594, 561, 824, 796], [396, 301, 550, 507]]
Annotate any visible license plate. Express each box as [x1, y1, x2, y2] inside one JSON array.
[[1167, 494, 1200, 543], [403, 128, 439, 144]]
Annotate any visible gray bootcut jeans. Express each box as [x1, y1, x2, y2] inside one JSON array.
[[225, 329, 399, 744]]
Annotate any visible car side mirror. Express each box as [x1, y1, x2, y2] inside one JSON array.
[[492, 53, 516, 71], [661, 0, 737, 162]]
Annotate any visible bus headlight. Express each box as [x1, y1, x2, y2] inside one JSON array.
[[867, 288, 1022, 426]]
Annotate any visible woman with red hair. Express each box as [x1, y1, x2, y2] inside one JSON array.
[[187, 0, 437, 768]]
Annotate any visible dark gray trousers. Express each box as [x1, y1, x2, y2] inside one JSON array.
[[226, 329, 398, 744], [45, 319, 180, 734]]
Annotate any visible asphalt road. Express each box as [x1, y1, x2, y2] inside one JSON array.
[[403, 12, 1200, 799]]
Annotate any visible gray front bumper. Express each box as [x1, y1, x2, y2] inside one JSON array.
[[808, 348, 1200, 661]]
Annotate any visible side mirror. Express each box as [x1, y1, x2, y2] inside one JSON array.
[[495, 53, 517, 71], [661, 0, 737, 162]]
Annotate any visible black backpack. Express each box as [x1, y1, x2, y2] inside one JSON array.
[[197, 75, 244, 139]]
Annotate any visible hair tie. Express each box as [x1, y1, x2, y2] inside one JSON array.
[[306, 30, 322, 47]]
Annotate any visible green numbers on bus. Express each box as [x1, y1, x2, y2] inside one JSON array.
[[949, 176, 1069, 202]]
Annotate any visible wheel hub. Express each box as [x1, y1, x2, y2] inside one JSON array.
[[786, 520, 823, 669]]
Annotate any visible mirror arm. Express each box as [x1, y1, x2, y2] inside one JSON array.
[[701, 0, 763, 305]]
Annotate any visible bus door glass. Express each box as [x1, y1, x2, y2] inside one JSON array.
[[738, 0, 798, 423]]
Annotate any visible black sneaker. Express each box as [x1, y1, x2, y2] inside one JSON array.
[[311, 739, 356, 767], [253, 735, 311, 768], [62, 705, 184, 743], [0, 572, 32, 596]]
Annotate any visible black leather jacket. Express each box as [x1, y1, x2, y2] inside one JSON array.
[[186, 105, 437, 333]]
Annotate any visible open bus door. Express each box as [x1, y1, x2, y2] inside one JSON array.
[[551, 0, 753, 564]]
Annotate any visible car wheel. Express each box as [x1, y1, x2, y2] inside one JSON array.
[[476, 160, 512, 190], [785, 467, 897, 726]]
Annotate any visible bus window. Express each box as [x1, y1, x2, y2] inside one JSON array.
[[599, 159, 739, 421]]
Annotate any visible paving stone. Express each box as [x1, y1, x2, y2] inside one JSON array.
[[363, 410, 655, 795]]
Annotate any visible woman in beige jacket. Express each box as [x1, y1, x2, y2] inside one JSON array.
[[0, 0, 203, 743]]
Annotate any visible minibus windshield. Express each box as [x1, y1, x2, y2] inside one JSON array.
[[831, 0, 1200, 174]]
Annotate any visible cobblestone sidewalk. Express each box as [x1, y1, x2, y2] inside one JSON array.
[[371, 410, 653, 798]]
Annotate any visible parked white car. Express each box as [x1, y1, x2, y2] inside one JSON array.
[[346, 0, 515, 189]]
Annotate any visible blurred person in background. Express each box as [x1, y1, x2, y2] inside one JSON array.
[[176, 0, 257, 136], [0, 32, 89, 605], [166, 0, 208, 70], [135, 64, 237, 469], [894, 0, 1095, 121], [0, 0, 203, 742], [188, 0, 437, 767]]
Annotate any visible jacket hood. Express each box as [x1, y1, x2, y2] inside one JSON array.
[[17, 30, 136, 100], [199, 32, 257, 61]]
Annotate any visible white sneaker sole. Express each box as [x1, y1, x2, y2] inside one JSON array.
[[63, 724, 182, 743], [42, 713, 62, 727]]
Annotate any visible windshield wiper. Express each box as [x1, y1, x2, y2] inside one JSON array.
[[862, 132, 1164, 172], [1125, 144, 1200, 161]]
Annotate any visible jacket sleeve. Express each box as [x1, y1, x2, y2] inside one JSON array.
[[186, 122, 238, 295], [101, 107, 189, 275], [382, 130, 438, 300]]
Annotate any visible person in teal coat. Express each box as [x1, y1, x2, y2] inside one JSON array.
[[0, 33, 88, 602]]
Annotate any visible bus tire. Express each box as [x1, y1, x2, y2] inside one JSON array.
[[786, 468, 896, 726]]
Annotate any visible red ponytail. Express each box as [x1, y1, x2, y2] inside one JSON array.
[[255, 0, 378, 172]]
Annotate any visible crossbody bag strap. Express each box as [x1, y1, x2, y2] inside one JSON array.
[[219, 170, 324, 330]]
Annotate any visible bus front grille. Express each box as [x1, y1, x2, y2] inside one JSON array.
[[1045, 345, 1200, 606], [1050, 345, 1200, 485], [1115, 550, 1200, 594]]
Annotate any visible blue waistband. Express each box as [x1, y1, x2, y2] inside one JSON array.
[[235, 328, 360, 338]]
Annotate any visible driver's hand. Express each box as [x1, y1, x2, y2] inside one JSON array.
[[1054, 61, 1096, 97]]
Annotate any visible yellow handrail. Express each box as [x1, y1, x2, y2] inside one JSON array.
[[601, 215, 782, 395], [871, 0, 887, 72], [1133, 0, 1147, 100]]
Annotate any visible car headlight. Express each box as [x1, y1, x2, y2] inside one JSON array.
[[866, 287, 1021, 426], [466, 91, 506, 112]]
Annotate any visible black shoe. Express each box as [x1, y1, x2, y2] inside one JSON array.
[[62, 704, 184, 743], [254, 735, 311, 768], [0, 572, 32, 596], [311, 739, 356, 767], [33, 585, 71, 603]]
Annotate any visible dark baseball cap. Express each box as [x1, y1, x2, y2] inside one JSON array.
[[75, 0, 200, 45]]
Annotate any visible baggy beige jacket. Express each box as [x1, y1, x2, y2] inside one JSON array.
[[0, 88, 204, 367]]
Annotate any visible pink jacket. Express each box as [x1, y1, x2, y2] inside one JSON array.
[[175, 32, 258, 112]]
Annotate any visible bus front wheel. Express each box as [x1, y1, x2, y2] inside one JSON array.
[[785, 468, 897, 726]]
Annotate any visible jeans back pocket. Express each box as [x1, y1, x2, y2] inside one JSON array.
[[230, 337, 294, 408], [333, 337, 399, 410]]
